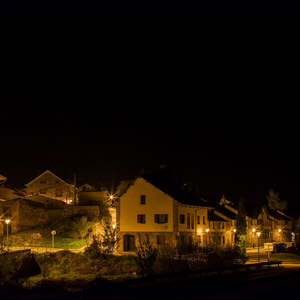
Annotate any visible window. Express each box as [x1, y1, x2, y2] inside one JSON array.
[[137, 214, 146, 224], [197, 235, 201, 243], [203, 216, 206, 224], [140, 195, 146, 204], [157, 235, 166, 245], [197, 216, 200, 224], [56, 189, 63, 197], [40, 178, 46, 183], [191, 214, 194, 229], [39, 189, 47, 194], [187, 213, 190, 229], [154, 214, 168, 224], [179, 214, 185, 224]]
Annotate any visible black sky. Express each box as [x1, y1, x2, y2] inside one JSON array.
[[1, 2, 300, 208]]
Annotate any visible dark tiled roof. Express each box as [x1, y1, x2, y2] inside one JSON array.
[[214, 204, 237, 219], [141, 171, 212, 208], [268, 209, 291, 221], [209, 212, 229, 222]]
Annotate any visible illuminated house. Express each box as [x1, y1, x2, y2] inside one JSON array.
[[116, 170, 214, 252], [219, 201, 296, 246], [25, 170, 76, 204]]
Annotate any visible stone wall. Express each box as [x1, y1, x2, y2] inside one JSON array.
[[26, 171, 75, 203]]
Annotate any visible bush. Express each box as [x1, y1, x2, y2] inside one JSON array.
[[135, 234, 158, 276]]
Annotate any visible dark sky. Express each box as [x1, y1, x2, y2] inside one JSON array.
[[1, 2, 300, 208]]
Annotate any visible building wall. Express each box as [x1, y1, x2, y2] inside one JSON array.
[[26, 171, 75, 203], [119, 177, 174, 233]]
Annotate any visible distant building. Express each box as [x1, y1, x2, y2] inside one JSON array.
[[25, 170, 76, 204]]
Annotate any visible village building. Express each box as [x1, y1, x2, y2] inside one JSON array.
[[25, 170, 76, 204], [116, 170, 214, 252]]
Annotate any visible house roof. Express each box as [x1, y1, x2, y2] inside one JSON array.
[[268, 209, 291, 221], [209, 212, 229, 222], [0, 174, 7, 182], [141, 171, 213, 208], [214, 204, 237, 220], [25, 170, 72, 186]]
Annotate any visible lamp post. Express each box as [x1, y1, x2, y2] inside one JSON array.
[[5, 220, 10, 244], [252, 228, 256, 248], [257, 232, 261, 261], [278, 229, 281, 242], [205, 228, 209, 245]]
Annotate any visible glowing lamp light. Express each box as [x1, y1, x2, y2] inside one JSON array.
[[278, 229, 281, 233], [112, 224, 116, 229], [5, 219, 10, 225], [256, 232, 261, 237], [205, 228, 209, 233], [233, 229, 236, 233], [252, 228, 256, 233]]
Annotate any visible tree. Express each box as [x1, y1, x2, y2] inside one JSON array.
[[266, 188, 287, 211], [235, 198, 247, 255], [69, 216, 93, 239]]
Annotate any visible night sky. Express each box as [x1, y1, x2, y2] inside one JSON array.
[[1, 1, 300, 208]]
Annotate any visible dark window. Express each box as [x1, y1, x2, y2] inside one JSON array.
[[123, 235, 135, 252], [203, 216, 206, 224], [191, 214, 194, 229], [137, 214, 146, 224], [154, 214, 168, 224], [40, 189, 47, 194], [157, 235, 166, 245], [179, 214, 185, 224], [40, 178, 46, 183], [187, 213, 190, 229], [140, 195, 146, 204], [56, 189, 63, 197], [197, 216, 200, 224]]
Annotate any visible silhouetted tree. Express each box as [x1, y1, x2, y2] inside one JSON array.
[[266, 188, 287, 211], [235, 198, 247, 255]]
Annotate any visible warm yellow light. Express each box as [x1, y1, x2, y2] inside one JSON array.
[[205, 228, 209, 233], [278, 229, 281, 233], [112, 224, 116, 229], [252, 228, 256, 232], [257, 232, 261, 237], [5, 219, 10, 225], [233, 229, 236, 233]]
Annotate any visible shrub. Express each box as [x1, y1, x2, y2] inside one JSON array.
[[135, 234, 158, 276]]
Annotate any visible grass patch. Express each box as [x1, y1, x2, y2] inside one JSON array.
[[7, 228, 87, 249], [247, 251, 300, 263]]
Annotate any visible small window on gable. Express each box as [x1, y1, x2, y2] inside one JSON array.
[[40, 178, 46, 184], [140, 195, 146, 204]]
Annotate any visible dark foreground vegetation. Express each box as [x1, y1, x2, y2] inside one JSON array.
[[0, 240, 248, 298]]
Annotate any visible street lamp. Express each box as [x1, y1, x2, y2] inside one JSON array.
[[252, 228, 256, 248], [257, 232, 261, 261], [205, 228, 209, 245], [278, 229, 281, 242], [233, 228, 236, 246], [5, 219, 10, 244]]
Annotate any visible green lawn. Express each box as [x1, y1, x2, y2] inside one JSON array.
[[7, 228, 87, 249]]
